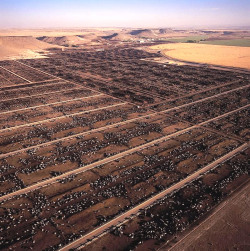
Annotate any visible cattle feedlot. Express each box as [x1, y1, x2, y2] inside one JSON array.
[[0, 46, 249, 251]]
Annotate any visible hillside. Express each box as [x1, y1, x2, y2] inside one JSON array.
[[102, 33, 119, 40], [0, 36, 58, 60], [129, 29, 156, 37], [38, 35, 86, 46]]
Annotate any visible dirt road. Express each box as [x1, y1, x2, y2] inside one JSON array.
[[0, 78, 61, 90], [1, 103, 248, 160], [151, 80, 240, 105], [0, 93, 103, 115], [0, 86, 87, 103], [60, 143, 248, 251], [0, 94, 104, 115], [0, 102, 126, 133], [151, 84, 250, 109], [165, 180, 250, 251], [0, 104, 248, 202], [0, 65, 31, 83]]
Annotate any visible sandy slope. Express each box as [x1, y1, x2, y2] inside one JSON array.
[[0, 36, 59, 60], [151, 43, 250, 69], [40, 35, 86, 46]]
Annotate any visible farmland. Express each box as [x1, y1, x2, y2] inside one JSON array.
[[166, 35, 208, 43], [0, 44, 249, 251], [151, 43, 250, 69], [201, 38, 250, 47]]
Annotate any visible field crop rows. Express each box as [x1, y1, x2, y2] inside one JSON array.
[[0, 46, 249, 250]]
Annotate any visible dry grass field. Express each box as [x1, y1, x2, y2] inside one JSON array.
[[151, 43, 250, 69]]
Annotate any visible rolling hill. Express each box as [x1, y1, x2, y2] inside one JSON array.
[[0, 36, 58, 60]]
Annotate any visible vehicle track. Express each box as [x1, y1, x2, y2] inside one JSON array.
[[151, 84, 250, 110], [1, 77, 248, 133], [0, 79, 63, 91], [16, 60, 64, 79], [14, 60, 147, 108], [0, 65, 32, 83], [0, 103, 248, 160], [149, 80, 242, 106], [1, 61, 246, 194], [165, 179, 250, 251], [60, 143, 249, 251], [0, 83, 82, 102], [0, 73, 15, 84], [6, 64, 249, 144], [1, 107, 248, 202], [0, 102, 126, 133], [2, 50, 247, 251], [17, 60, 249, 117], [0, 93, 103, 115]]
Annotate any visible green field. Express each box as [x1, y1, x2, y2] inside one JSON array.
[[200, 39, 250, 47], [165, 36, 250, 47], [166, 36, 207, 43]]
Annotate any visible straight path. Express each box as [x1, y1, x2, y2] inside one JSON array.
[[0, 102, 126, 134], [150, 80, 241, 106], [152, 84, 250, 111], [60, 143, 248, 251], [199, 104, 250, 126], [166, 179, 250, 251], [0, 108, 247, 202], [1, 77, 248, 133], [15, 61, 140, 108], [0, 103, 248, 160], [16, 60, 250, 112], [0, 84, 84, 102], [0, 122, 199, 202], [0, 79, 62, 91], [20, 78, 61, 84], [0, 93, 103, 115], [0, 73, 15, 84], [0, 65, 32, 83], [10, 55, 249, 251], [16, 60, 63, 79]]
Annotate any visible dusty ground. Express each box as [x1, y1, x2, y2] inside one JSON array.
[[151, 43, 250, 69]]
